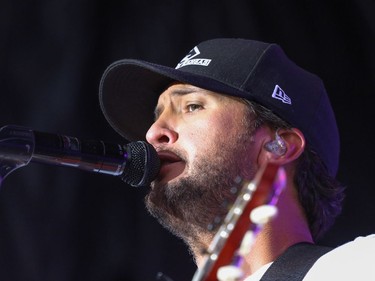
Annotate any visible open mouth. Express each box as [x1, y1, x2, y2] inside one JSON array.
[[156, 151, 186, 183]]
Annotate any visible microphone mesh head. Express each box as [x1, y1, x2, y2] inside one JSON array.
[[121, 141, 160, 187]]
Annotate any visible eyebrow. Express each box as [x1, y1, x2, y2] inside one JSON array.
[[153, 87, 201, 120]]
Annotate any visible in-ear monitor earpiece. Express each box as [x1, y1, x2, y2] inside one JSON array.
[[264, 130, 287, 156]]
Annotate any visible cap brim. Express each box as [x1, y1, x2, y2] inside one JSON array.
[[99, 59, 250, 141]]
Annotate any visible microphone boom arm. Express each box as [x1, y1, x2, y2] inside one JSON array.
[[0, 125, 160, 188], [0, 125, 35, 185], [32, 130, 128, 176]]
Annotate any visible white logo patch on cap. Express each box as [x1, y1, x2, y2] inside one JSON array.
[[272, 85, 292, 104], [175, 46, 211, 69]]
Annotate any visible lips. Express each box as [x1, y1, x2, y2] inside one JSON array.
[[156, 151, 186, 183]]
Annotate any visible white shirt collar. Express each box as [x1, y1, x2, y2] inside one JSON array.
[[243, 262, 273, 281]]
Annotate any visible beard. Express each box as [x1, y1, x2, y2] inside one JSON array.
[[145, 129, 257, 250]]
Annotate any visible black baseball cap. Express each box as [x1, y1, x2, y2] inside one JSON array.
[[99, 38, 340, 177]]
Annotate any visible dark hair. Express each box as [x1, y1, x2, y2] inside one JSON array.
[[246, 101, 345, 241]]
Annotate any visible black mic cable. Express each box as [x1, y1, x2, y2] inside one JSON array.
[[0, 125, 160, 187]]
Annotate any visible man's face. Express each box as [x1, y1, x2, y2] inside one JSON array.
[[145, 83, 263, 242]]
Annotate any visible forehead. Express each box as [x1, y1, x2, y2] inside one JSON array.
[[156, 83, 249, 106], [158, 83, 212, 101]]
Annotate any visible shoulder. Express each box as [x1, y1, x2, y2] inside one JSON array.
[[304, 235, 375, 280]]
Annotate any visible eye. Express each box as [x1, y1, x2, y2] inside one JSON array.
[[186, 103, 203, 112]]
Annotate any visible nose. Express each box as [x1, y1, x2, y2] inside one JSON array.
[[146, 118, 178, 146]]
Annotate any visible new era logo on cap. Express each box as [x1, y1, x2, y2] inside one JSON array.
[[175, 46, 212, 69], [272, 85, 292, 104]]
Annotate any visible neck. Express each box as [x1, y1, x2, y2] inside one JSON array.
[[192, 181, 313, 278]]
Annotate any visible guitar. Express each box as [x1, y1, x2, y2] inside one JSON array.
[[191, 162, 286, 281]]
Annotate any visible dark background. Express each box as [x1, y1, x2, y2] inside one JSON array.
[[0, 1, 374, 280]]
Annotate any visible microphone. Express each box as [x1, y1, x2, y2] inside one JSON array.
[[0, 125, 160, 187]]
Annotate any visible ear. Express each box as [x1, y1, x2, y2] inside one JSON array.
[[259, 128, 305, 166]]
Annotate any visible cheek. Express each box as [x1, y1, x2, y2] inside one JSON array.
[[178, 107, 247, 162], [187, 117, 235, 157], [176, 118, 217, 164], [209, 113, 242, 141]]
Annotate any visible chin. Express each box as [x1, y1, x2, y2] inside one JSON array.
[[153, 167, 187, 187]]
